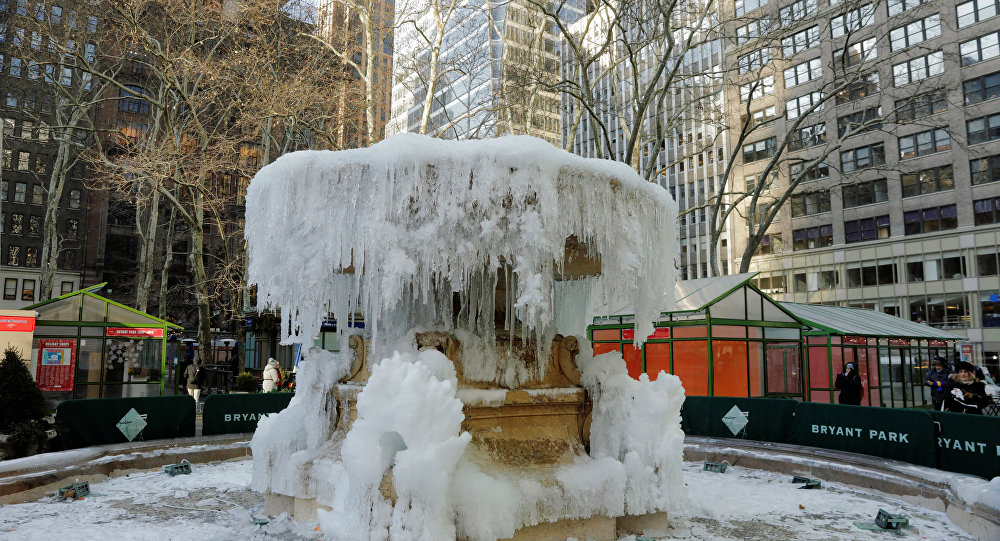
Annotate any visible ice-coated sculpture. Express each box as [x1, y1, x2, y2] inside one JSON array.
[[244, 134, 686, 540]]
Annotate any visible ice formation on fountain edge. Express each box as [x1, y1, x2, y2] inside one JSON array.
[[244, 133, 686, 540]]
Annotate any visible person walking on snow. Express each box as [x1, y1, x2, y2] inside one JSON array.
[[944, 361, 993, 414], [835, 362, 863, 405], [262, 358, 280, 393]]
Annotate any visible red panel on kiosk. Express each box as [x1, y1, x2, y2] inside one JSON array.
[[623, 344, 643, 380], [645, 342, 671, 380], [106, 327, 164, 338], [36, 338, 76, 392]]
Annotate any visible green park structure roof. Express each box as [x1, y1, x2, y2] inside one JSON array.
[[779, 302, 965, 341], [595, 273, 802, 326], [22, 283, 183, 329]]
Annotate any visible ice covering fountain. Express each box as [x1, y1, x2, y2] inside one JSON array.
[[244, 133, 685, 540]]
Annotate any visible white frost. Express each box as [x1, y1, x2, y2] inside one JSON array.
[[244, 133, 677, 381]]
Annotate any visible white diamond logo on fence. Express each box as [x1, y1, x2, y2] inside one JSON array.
[[117, 408, 147, 441], [721, 405, 749, 436]]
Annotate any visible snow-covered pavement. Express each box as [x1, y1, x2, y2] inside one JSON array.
[[0, 458, 977, 540]]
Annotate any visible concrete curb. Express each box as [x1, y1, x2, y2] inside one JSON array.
[[685, 435, 1000, 541], [0, 433, 253, 504]]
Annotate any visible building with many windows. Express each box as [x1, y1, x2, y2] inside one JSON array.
[[725, 0, 1000, 377]]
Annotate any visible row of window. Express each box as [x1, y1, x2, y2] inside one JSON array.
[[4, 246, 76, 269], [2, 1, 99, 31], [783, 205, 956, 251], [2, 278, 75, 302], [0, 180, 82, 207], [1, 212, 79, 238]]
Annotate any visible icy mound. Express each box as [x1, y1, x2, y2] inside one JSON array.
[[245, 134, 677, 377]]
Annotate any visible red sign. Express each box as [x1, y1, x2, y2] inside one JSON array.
[[842, 336, 867, 345], [106, 327, 164, 338], [36, 338, 76, 392], [928, 340, 948, 347], [0, 315, 35, 332], [622, 327, 670, 340], [889, 339, 911, 346]]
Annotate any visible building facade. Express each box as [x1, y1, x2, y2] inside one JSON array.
[[387, 0, 569, 144], [724, 0, 1000, 377]]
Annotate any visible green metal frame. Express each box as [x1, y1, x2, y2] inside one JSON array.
[[589, 280, 807, 398], [24, 284, 182, 397]]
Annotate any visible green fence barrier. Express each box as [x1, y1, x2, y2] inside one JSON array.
[[790, 403, 937, 467], [929, 410, 1000, 479], [55, 396, 195, 448], [202, 393, 294, 436], [681, 397, 798, 443]]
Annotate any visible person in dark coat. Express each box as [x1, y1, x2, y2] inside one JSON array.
[[944, 361, 993, 414], [925, 357, 952, 411], [835, 362, 863, 405]]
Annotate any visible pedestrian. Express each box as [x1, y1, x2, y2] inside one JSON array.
[[944, 361, 993, 414], [183, 359, 203, 406], [262, 358, 280, 393], [925, 356, 952, 411], [835, 362, 863, 405]]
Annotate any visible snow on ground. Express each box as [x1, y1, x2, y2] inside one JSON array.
[[0, 458, 975, 540]]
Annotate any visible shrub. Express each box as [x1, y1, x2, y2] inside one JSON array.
[[0, 347, 45, 433], [236, 371, 257, 392]]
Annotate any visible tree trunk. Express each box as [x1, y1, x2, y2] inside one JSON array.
[[189, 220, 214, 365], [39, 143, 72, 300], [135, 188, 161, 313], [159, 205, 177, 321]]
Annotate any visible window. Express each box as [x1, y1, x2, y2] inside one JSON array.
[[7, 246, 19, 266], [28, 215, 39, 236], [9, 57, 21, 77], [790, 191, 831, 216], [817, 270, 839, 290], [745, 105, 778, 127], [738, 48, 772, 74], [69, 189, 81, 209], [893, 51, 944, 85], [0, 180, 6, 200], [792, 225, 833, 250], [958, 0, 1000, 27], [978, 248, 1000, 276], [17, 151, 29, 170], [831, 5, 876, 38], [786, 91, 823, 119], [10, 213, 23, 235], [902, 165, 953, 197], [119, 85, 149, 114], [753, 273, 787, 293], [781, 26, 819, 57], [780, 0, 817, 25], [743, 138, 777, 163], [61, 281, 74, 295], [740, 76, 774, 101], [61, 250, 75, 270], [5, 91, 18, 108], [789, 161, 830, 182], [834, 38, 877, 68], [784, 58, 822, 88], [794, 272, 808, 292], [964, 71, 1000, 104], [904, 204, 958, 235], [787, 123, 826, 150], [896, 90, 948, 122], [24, 248, 36, 267], [890, 14, 941, 51], [31, 184, 43, 205], [756, 233, 783, 255], [51, 5, 63, 24], [910, 294, 968, 328], [846, 261, 896, 287], [837, 107, 882, 137], [66, 218, 78, 239], [975, 198, 1000, 224], [14, 182, 26, 203], [898, 128, 950, 159], [3, 279, 16, 300], [841, 143, 885, 172], [845, 215, 890, 243], [843, 179, 888, 207], [968, 113, 1000, 144], [736, 18, 772, 43], [961, 32, 1000, 65], [736, 0, 767, 16], [891, 0, 931, 16], [971, 154, 1000, 184]]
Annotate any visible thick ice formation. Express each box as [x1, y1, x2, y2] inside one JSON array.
[[245, 133, 677, 377]]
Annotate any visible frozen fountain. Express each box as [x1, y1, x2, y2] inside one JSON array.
[[244, 134, 684, 540]]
